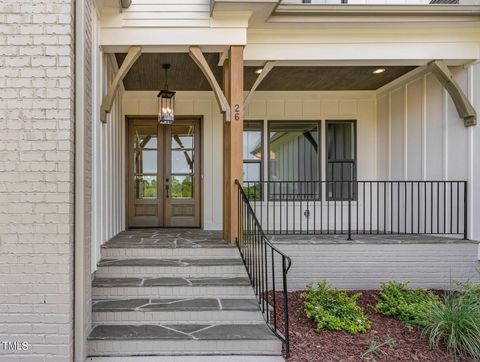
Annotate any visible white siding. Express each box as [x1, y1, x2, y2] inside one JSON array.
[[123, 90, 377, 231], [101, 0, 211, 28], [377, 63, 480, 241], [91, 55, 125, 271]]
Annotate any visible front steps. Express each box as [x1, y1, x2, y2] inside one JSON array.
[[88, 229, 282, 358]]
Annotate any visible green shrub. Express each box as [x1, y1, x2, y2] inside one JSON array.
[[375, 281, 440, 327], [303, 281, 371, 334], [422, 293, 480, 360]]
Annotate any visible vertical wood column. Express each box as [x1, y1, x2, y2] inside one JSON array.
[[223, 46, 244, 243]]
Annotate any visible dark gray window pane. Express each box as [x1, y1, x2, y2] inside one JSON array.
[[327, 122, 355, 161], [269, 122, 319, 182]]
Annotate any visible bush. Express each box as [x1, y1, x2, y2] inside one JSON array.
[[422, 292, 480, 360], [303, 281, 371, 334], [375, 281, 440, 327]]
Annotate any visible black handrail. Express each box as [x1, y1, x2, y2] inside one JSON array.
[[235, 179, 292, 358], [243, 180, 468, 240]]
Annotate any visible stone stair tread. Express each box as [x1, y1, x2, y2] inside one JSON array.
[[88, 323, 278, 341], [101, 230, 234, 249], [98, 258, 242, 267], [92, 297, 260, 312], [92, 276, 251, 288]]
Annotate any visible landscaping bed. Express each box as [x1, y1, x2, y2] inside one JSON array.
[[270, 290, 474, 362]]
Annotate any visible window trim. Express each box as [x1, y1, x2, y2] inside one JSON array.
[[326, 119, 357, 201], [267, 120, 322, 201]]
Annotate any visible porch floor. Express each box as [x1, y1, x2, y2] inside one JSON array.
[[268, 233, 475, 244]]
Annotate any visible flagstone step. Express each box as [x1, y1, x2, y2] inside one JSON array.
[[95, 258, 245, 277], [92, 276, 255, 298], [87, 323, 281, 357], [87, 356, 285, 362], [101, 246, 238, 258], [92, 297, 264, 323]]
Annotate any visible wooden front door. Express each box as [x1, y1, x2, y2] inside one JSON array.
[[127, 118, 201, 228]]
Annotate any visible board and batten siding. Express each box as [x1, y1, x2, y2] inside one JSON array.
[[376, 62, 480, 242], [122, 90, 377, 231], [91, 54, 126, 271]]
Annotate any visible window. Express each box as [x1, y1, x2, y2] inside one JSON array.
[[243, 121, 263, 199], [326, 121, 356, 200], [268, 121, 321, 200]]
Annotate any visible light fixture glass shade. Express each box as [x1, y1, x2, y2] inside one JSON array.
[[157, 90, 176, 125]]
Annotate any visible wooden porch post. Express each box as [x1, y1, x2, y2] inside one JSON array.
[[223, 46, 244, 243]]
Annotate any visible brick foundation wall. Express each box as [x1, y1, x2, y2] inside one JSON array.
[[0, 1, 75, 361]]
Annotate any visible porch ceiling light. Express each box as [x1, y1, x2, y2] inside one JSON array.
[[255, 68, 263, 74], [158, 63, 176, 125], [372, 68, 386, 75]]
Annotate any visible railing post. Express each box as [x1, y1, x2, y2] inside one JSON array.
[[463, 181, 468, 240], [282, 256, 290, 358], [347, 181, 352, 240]]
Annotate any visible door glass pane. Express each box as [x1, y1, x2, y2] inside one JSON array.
[[135, 150, 157, 174], [171, 125, 194, 149], [171, 150, 194, 173], [171, 175, 193, 199], [135, 175, 157, 199], [135, 134, 157, 149]]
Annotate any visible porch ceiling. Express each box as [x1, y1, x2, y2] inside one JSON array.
[[116, 53, 415, 91]]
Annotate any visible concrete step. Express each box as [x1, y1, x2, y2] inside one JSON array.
[[95, 258, 245, 277], [87, 323, 282, 357], [92, 297, 263, 324], [92, 276, 255, 298]]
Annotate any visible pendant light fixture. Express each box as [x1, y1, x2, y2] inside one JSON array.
[[157, 63, 176, 125]]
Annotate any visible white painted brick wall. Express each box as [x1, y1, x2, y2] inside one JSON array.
[[0, 1, 74, 361]]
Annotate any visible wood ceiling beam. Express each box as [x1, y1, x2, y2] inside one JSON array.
[[427, 60, 477, 126], [100, 46, 141, 123], [189, 46, 231, 121], [244, 61, 275, 110]]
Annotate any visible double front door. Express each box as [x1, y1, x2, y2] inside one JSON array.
[[127, 118, 201, 228]]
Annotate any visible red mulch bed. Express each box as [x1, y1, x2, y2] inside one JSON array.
[[268, 291, 472, 362]]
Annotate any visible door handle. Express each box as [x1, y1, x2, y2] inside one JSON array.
[[165, 178, 169, 198]]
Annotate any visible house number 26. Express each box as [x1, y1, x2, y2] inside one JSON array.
[[234, 104, 240, 121]]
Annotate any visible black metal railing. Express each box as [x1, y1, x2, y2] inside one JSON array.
[[236, 180, 292, 357], [243, 180, 468, 239]]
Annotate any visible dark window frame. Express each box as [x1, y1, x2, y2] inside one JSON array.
[[326, 120, 357, 201], [267, 120, 322, 201]]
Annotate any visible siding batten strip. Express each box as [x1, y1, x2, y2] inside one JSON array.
[[388, 92, 392, 180], [443, 88, 448, 180], [422, 74, 427, 181], [404, 85, 408, 181]]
